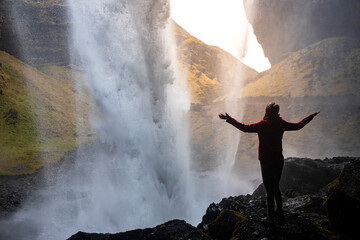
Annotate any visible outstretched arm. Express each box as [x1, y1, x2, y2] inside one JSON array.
[[219, 113, 263, 133], [283, 112, 320, 131]]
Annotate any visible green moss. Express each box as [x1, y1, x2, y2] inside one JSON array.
[[208, 209, 247, 240], [0, 64, 40, 174], [313, 220, 343, 240], [0, 51, 95, 175]]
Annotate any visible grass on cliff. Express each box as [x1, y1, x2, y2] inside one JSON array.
[[0, 51, 94, 175], [241, 37, 360, 101]]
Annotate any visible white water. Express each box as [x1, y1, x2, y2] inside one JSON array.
[[0, 1, 256, 239]]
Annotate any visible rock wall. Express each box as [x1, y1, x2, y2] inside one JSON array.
[[0, 0, 69, 65], [244, 0, 360, 64]]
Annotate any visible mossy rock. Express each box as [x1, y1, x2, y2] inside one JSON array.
[[208, 209, 246, 240], [324, 160, 360, 235]]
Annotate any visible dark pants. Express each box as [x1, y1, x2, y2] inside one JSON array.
[[260, 161, 284, 219]]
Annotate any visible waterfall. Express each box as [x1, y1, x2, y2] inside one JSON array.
[[67, 0, 193, 231]]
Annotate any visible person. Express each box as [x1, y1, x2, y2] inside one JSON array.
[[219, 102, 319, 225]]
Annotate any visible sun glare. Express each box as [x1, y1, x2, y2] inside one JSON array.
[[170, 0, 271, 72]]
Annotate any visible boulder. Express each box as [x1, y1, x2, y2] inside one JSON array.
[[244, 0, 360, 64], [324, 159, 360, 235], [67, 220, 212, 240], [252, 157, 347, 197], [198, 194, 338, 240], [207, 209, 246, 240]]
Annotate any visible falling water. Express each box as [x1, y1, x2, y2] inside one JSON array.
[[67, 0, 193, 231]]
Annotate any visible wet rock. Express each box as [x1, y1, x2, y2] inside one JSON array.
[[198, 194, 340, 240], [67, 220, 212, 240], [324, 159, 360, 235], [198, 195, 267, 231], [232, 212, 329, 240], [207, 209, 246, 240], [0, 173, 40, 219]]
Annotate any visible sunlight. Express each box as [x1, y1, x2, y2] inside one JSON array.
[[170, 0, 271, 72]]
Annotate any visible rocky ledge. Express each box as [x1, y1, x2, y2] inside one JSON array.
[[68, 157, 359, 240]]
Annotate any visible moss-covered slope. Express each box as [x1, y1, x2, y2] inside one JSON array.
[[0, 51, 94, 175], [172, 21, 258, 104], [241, 37, 360, 100]]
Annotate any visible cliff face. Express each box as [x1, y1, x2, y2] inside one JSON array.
[[244, 0, 360, 64], [0, 0, 69, 65]]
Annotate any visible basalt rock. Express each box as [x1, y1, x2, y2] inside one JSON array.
[[244, 0, 360, 64], [198, 194, 339, 240], [68, 220, 212, 240], [252, 157, 348, 198], [324, 159, 360, 236]]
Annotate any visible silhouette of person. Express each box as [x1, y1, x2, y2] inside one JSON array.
[[219, 102, 319, 225]]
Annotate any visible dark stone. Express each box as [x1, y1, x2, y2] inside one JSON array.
[[67, 220, 212, 240], [324, 159, 360, 235], [232, 212, 329, 240], [244, 0, 360, 64], [198, 195, 267, 232], [207, 209, 246, 240], [198, 193, 341, 240], [252, 157, 347, 197]]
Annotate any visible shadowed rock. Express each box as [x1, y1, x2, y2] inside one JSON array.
[[67, 220, 212, 240], [244, 0, 360, 64], [324, 159, 360, 235], [252, 157, 348, 198]]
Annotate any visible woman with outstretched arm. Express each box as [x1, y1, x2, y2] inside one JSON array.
[[219, 102, 319, 225]]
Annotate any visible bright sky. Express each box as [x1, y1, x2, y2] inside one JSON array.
[[170, 0, 271, 72]]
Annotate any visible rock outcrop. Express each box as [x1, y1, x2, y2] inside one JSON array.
[[68, 220, 212, 240], [252, 157, 348, 197], [324, 159, 360, 235], [244, 0, 360, 64]]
